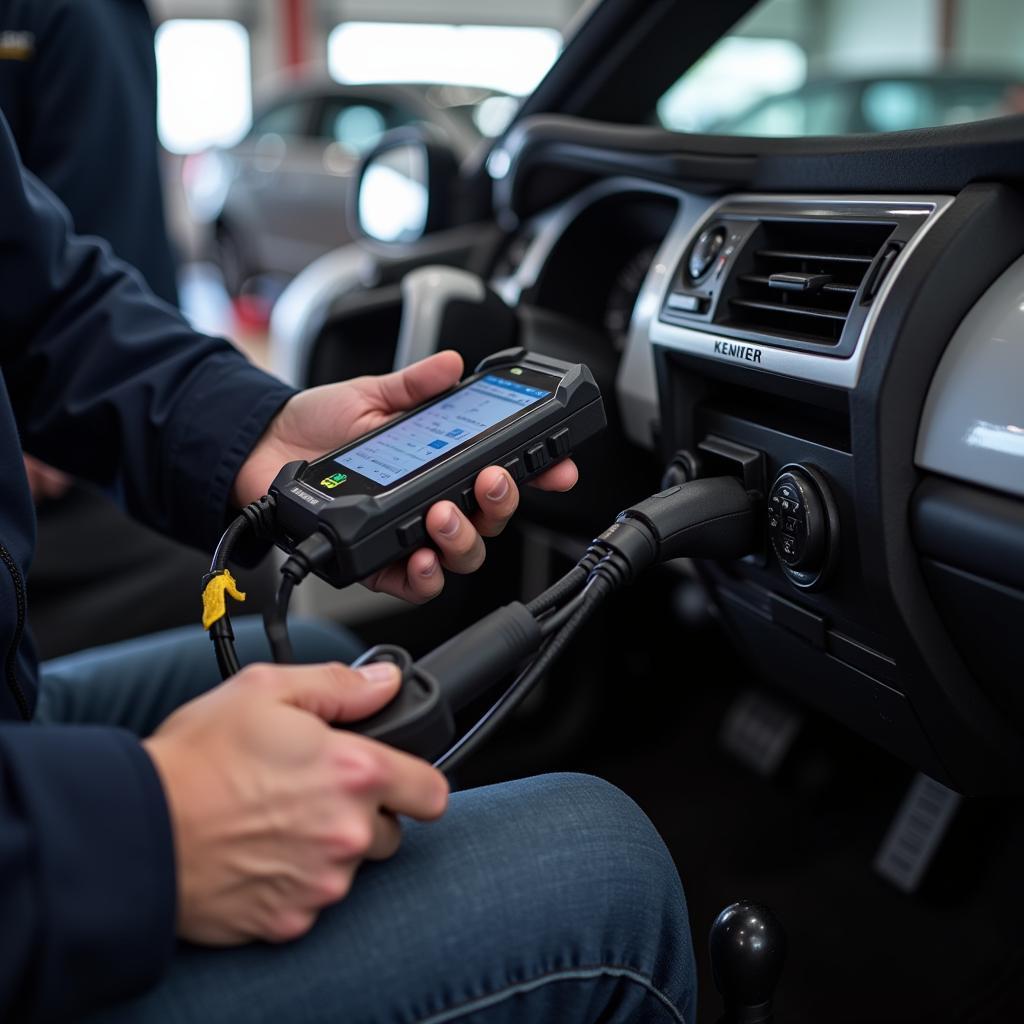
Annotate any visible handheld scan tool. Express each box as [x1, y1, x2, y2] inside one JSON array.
[[270, 348, 606, 588]]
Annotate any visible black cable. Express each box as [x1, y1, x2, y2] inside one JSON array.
[[206, 513, 249, 679], [537, 573, 602, 637], [526, 545, 601, 616], [209, 513, 248, 573], [206, 495, 279, 679], [264, 572, 296, 664], [434, 573, 613, 774], [262, 532, 335, 666], [211, 620, 241, 678]]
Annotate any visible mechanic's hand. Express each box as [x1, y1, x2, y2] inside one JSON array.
[[143, 660, 448, 946], [233, 350, 578, 602], [23, 454, 72, 503]]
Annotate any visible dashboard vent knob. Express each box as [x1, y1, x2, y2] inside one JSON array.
[[688, 224, 728, 281]]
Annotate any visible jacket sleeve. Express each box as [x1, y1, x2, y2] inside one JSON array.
[[0, 723, 176, 1021], [0, 112, 296, 551]]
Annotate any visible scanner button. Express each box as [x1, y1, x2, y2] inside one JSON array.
[[525, 444, 549, 473], [396, 516, 426, 548], [459, 486, 477, 513], [503, 457, 524, 482], [547, 428, 571, 459]]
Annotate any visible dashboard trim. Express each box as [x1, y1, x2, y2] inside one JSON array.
[[492, 174, 686, 306], [648, 193, 954, 390]]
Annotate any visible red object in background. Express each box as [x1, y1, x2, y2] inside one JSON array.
[[233, 293, 272, 332], [283, 0, 309, 74]]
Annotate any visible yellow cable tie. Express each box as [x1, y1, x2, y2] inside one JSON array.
[[202, 570, 246, 630]]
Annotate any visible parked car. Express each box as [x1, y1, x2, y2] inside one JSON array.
[[706, 70, 1023, 136], [182, 81, 512, 293]]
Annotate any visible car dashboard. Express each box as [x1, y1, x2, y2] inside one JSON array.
[[481, 115, 1024, 795]]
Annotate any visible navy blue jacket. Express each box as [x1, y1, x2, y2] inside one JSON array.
[[0, 109, 295, 1020], [0, 0, 178, 304]]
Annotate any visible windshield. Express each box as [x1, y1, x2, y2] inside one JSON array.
[[657, 0, 1024, 137]]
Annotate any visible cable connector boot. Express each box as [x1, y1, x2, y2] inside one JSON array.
[[596, 476, 757, 578], [620, 476, 756, 564]]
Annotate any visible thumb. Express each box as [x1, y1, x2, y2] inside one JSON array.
[[274, 661, 402, 723], [375, 350, 464, 413]]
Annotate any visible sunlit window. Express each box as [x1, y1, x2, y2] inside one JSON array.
[[654, 0, 1024, 138], [328, 22, 561, 97], [658, 37, 807, 134], [156, 20, 252, 154]]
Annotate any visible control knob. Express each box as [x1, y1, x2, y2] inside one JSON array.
[[767, 465, 838, 588]]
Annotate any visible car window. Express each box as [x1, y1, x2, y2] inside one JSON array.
[[656, 0, 1024, 137], [250, 100, 311, 138], [314, 100, 417, 154], [723, 83, 850, 136]]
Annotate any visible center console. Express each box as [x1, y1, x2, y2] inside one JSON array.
[[628, 188, 1024, 794]]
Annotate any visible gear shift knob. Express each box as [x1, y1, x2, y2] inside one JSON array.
[[709, 900, 786, 1024]]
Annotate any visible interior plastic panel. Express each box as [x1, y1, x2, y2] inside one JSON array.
[[917, 254, 1024, 499]]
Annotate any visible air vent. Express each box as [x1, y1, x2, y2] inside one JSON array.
[[719, 219, 896, 346]]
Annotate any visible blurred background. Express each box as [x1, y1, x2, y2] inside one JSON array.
[[156, 0, 1024, 353], [154, 0, 583, 350]]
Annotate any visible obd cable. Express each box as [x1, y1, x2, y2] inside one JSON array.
[[204, 476, 757, 773]]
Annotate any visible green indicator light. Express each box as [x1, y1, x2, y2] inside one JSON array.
[[320, 473, 348, 489], [510, 367, 524, 376]]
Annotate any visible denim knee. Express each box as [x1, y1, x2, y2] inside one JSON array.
[[519, 772, 690, 924], [482, 773, 696, 1011]]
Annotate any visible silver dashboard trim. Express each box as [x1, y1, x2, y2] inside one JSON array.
[[492, 174, 687, 306], [647, 193, 955, 390], [618, 195, 714, 448], [488, 175, 690, 451]]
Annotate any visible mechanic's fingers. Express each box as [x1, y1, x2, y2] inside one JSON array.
[[425, 501, 486, 574], [330, 731, 449, 821], [256, 661, 402, 723], [529, 459, 579, 493], [470, 467, 520, 539], [361, 548, 444, 604], [365, 810, 403, 862], [374, 350, 464, 412]]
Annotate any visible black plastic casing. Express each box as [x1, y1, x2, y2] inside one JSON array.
[[269, 348, 606, 588]]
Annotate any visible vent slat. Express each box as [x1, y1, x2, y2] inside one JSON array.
[[729, 298, 848, 322], [755, 249, 874, 265], [722, 220, 896, 345]]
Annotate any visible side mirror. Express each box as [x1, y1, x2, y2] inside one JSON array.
[[350, 127, 461, 245]]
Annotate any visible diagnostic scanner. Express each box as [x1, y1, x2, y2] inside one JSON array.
[[269, 348, 607, 588]]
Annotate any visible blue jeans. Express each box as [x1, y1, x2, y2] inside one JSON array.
[[36, 616, 364, 734], [38, 620, 696, 1023]]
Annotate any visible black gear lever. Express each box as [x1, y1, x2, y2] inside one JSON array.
[[709, 900, 786, 1024]]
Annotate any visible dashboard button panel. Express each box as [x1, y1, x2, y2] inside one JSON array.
[[768, 465, 838, 589]]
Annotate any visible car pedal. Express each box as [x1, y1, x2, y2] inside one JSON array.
[[719, 688, 802, 776], [874, 773, 961, 893]]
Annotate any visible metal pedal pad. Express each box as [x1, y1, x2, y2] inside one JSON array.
[[719, 688, 802, 777], [874, 773, 961, 893]]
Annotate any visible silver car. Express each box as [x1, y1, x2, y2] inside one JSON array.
[[183, 81, 507, 293]]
